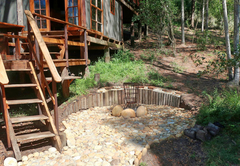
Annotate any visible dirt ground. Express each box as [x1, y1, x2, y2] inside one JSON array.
[[0, 28, 227, 165]]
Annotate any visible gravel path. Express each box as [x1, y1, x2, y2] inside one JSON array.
[[17, 105, 195, 166]]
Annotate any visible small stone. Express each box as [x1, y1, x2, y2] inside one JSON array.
[[110, 159, 120, 166], [112, 105, 123, 117], [33, 152, 39, 157], [121, 109, 136, 118], [206, 123, 220, 136], [142, 148, 147, 156], [136, 106, 148, 117], [4, 157, 17, 166], [22, 156, 28, 162], [102, 161, 111, 166], [196, 130, 206, 141], [49, 147, 57, 153], [184, 129, 196, 139], [63, 146, 68, 151]]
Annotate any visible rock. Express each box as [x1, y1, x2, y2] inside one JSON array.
[[110, 159, 120, 166], [21, 156, 28, 162], [102, 161, 111, 166], [48, 147, 57, 153], [184, 129, 196, 139], [136, 106, 148, 117], [121, 109, 136, 118], [196, 130, 205, 141], [206, 123, 220, 136], [196, 129, 211, 141], [112, 105, 123, 117], [4, 157, 17, 166]]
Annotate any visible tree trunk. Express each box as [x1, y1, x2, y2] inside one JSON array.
[[233, 0, 239, 85], [181, 0, 185, 44], [205, 0, 209, 30], [201, 0, 205, 32], [222, 0, 233, 80], [191, 0, 196, 28]]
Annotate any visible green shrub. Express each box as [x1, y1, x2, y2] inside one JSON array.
[[197, 88, 240, 125]]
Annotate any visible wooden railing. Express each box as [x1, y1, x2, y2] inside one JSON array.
[[25, 10, 62, 83], [31, 11, 88, 68], [0, 55, 9, 85]]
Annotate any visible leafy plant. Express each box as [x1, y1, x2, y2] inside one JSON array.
[[170, 62, 185, 73]]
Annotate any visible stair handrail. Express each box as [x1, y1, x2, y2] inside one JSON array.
[[0, 55, 9, 85], [24, 10, 62, 82]]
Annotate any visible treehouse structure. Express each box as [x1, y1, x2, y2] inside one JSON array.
[[0, 0, 139, 161]]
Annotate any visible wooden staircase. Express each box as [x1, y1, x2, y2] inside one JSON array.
[[0, 10, 67, 161], [1, 61, 62, 161]]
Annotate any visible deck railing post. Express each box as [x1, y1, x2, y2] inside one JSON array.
[[84, 29, 88, 66], [27, 20, 33, 61], [0, 84, 11, 148], [64, 24, 69, 69], [52, 79, 59, 133]]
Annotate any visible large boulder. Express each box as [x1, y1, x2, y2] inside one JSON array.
[[121, 109, 136, 118], [136, 106, 148, 117], [4, 157, 17, 166], [112, 105, 123, 117]]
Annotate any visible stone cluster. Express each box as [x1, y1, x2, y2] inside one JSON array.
[[15, 105, 195, 166], [184, 123, 221, 141], [112, 105, 148, 118]]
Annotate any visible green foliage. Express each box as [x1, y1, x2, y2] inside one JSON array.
[[70, 50, 173, 96], [134, 0, 177, 47], [196, 31, 210, 51], [139, 162, 148, 166], [70, 50, 147, 96], [203, 123, 240, 166], [197, 89, 240, 125], [170, 62, 185, 73]]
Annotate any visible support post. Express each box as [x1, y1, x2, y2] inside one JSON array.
[[130, 21, 135, 46], [0, 84, 11, 148], [104, 48, 110, 63], [52, 79, 59, 133], [64, 24, 69, 68], [84, 29, 88, 66]]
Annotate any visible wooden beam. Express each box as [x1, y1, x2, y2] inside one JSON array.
[[25, 10, 62, 82], [43, 59, 90, 68], [42, 37, 85, 47], [118, 0, 138, 15], [87, 36, 123, 49], [17, 0, 24, 26], [88, 46, 108, 50]]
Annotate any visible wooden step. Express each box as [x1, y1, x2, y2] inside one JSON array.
[[21, 52, 60, 55], [11, 115, 48, 123], [4, 83, 37, 88], [16, 131, 55, 142], [7, 99, 42, 105], [62, 76, 81, 80]]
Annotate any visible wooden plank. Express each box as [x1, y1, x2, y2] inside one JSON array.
[[0, 55, 9, 85], [29, 62, 62, 150], [7, 113, 21, 161], [16, 131, 55, 142], [11, 115, 48, 123], [43, 59, 90, 68], [7, 99, 42, 105], [118, 0, 138, 15], [42, 37, 85, 47], [25, 10, 62, 82], [87, 36, 123, 49], [4, 83, 37, 88], [32, 12, 87, 30], [4, 60, 31, 71]]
